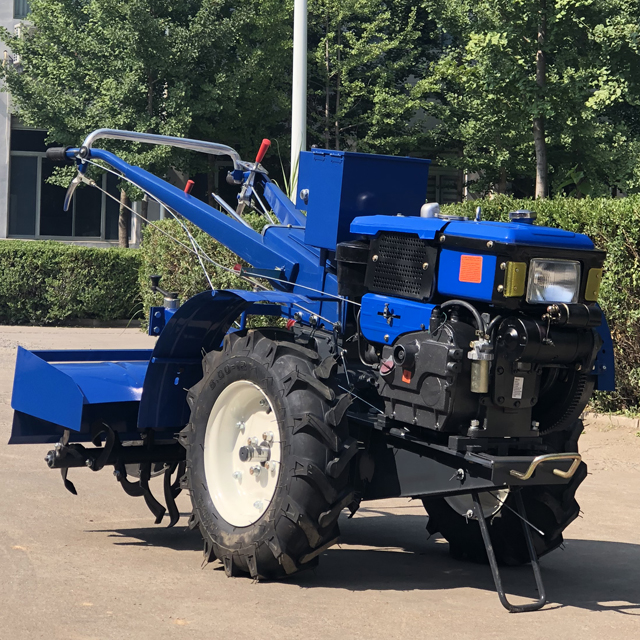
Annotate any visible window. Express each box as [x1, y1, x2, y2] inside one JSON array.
[[8, 125, 122, 240], [14, 0, 30, 19]]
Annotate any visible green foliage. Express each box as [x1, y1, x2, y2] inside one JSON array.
[[418, 0, 640, 196], [138, 218, 252, 316], [138, 216, 282, 329], [0, 0, 293, 183], [443, 195, 640, 411], [0, 241, 140, 324], [307, 0, 433, 154]]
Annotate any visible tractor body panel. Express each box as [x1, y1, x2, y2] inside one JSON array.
[[297, 148, 431, 250]]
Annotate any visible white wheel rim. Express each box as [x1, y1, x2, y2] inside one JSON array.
[[444, 489, 510, 520], [203, 380, 281, 528]]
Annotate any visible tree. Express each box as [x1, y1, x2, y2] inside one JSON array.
[[306, 0, 434, 154], [417, 0, 640, 198], [1, 0, 293, 244]]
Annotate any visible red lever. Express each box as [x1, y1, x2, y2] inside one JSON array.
[[184, 179, 195, 194], [255, 139, 271, 164]]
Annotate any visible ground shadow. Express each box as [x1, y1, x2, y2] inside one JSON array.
[[90, 509, 640, 614]]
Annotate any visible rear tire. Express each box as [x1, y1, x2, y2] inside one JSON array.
[[423, 420, 587, 565], [181, 329, 356, 579]]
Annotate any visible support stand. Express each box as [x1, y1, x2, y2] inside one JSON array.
[[472, 490, 547, 613]]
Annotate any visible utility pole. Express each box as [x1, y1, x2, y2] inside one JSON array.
[[290, 0, 307, 201]]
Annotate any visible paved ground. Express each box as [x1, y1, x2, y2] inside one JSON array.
[[1, 326, 639, 640]]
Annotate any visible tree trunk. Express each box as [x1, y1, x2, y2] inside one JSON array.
[[534, 0, 547, 199], [118, 189, 131, 248], [496, 167, 507, 194], [140, 193, 149, 220]]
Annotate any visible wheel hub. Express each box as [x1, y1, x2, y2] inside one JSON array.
[[445, 489, 510, 520], [203, 380, 281, 527]]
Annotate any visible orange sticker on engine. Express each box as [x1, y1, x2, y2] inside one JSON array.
[[402, 370, 412, 383], [459, 254, 483, 283]]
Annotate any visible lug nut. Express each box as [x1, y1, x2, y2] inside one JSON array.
[[249, 465, 262, 477], [236, 421, 245, 432], [262, 431, 274, 443], [248, 437, 259, 446], [254, 500, 263, 510], [232, 471, 242, 480], [259, 399, 268, 408]]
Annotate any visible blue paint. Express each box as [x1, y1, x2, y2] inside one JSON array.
[[351, 215, 447, 239], [298, 148, 431, 250], [444, 220, 594, 250], [437, 250, 497, 302], [360, 294, 435, 344], [11, 347, 152, 433], [351, 215, 595, 250], [594, 310, 615, 391], [137, 289, 313, 431]]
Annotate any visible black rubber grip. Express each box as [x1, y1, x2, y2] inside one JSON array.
[[45, 147, 72, 162]]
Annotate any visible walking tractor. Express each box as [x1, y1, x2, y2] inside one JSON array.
[[9, 130, 614, 612]]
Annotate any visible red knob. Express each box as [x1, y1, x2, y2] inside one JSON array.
[[255, 139, 271, 164], [184, 179, 195, 195]]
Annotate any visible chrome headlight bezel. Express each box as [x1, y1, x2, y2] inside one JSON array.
[[525, 258, 581, 304]]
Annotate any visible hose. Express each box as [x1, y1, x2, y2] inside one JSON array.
[[439, 299, 486, 335]]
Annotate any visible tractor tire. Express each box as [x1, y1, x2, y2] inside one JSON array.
[[423, 420, 587, 566], [180, 329, 356, 579]]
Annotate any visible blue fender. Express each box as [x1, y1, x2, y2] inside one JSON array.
[[137, 289, 311, 431]]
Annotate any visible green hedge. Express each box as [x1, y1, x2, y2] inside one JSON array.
[[0, 240, 141, 325], [443, 195, 640, 412]]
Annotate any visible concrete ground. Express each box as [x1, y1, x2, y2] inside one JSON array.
[[0, 326, 638, 640]]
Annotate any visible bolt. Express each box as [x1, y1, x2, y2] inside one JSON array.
[[422, 262, 429, 270], [153, 326, 160, 334], [249, 465, 262, 477], [236, 421, 245, 432], [372, 255, 379, 262], [602, 365, 607, 371], [497, 366, 504, 375], [113, 469, 121, 478], [262, 431, 274, 443], [154, 311, 162, 318], [497, 284, 504, 292], [85, 458, 93, 468], [531, 421, 540, 430], [259, 399, 268, 408], [500, 262, 506, 271], [270, 462, 278, 476], [254, 500, 264, 510], [248, 437, 259, 446], [487, 241, 494, 248], [232, 471, 242, 480], [497, 396, 505, 404], [466, 509, 475, 519], [439, 235, 446, 243], [384, 334, 389, 342], [455, 468, 466, 481], [575, 363, 582, 371], [470, 420, 480, 428]]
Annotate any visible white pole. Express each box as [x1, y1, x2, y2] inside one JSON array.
[[290, 0, 307, 202]]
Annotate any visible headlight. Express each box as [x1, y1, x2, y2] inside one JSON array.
[[526, 259, 580, 304]]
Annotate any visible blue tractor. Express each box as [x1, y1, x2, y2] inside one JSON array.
[[9, 130, 614, 612]]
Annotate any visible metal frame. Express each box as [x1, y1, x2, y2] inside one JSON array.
[[80, 129, 245, 172]]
